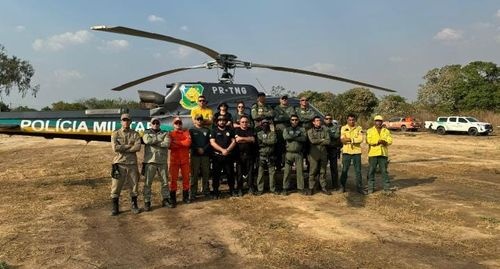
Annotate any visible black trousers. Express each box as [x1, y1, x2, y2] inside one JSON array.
[[236, 156, 255, 191], [211, 155, 235, 193], [327, 148, 340, 188]]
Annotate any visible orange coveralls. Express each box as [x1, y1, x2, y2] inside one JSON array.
[[169, 129, 192, 191]]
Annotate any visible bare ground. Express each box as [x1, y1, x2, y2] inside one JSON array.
[[0, 132, 499, 268]]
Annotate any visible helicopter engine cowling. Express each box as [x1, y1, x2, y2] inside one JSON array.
[[138, 90, 166, 105]]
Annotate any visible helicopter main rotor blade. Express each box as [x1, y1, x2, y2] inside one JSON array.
[[251, 63, 395, 92], [92, 26, 220, 60], [110, 65, 207, 91]]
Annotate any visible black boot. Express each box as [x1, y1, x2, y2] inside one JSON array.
[[131, 196, 140, 214], [111, 197, 119, 216], [170, 191, 177, 208], [144, 201, 151, 212], [183, 190, 191, 204]]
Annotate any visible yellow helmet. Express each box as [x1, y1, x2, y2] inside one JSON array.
[[374, 115, 384, 121]]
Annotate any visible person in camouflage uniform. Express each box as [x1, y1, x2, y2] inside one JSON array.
[[282, 114, 307, 195], [307, 116, 332, 195], [323, 114, 341, 190], [110, 113, 142, 216], [251, 92, 274, 131], [273, 95, 296, 170], [142, 117, 171, 211], [256, 119, 277, 195]]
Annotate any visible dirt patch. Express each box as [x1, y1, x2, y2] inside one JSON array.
[[0, 133, 499, 268]]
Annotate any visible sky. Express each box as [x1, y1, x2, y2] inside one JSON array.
[[1, 0, 500, 109]]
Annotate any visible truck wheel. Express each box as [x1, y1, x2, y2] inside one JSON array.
[[400, 125, 407, 132], [468, 127, 478, 136], [437, 126, 446, 135]]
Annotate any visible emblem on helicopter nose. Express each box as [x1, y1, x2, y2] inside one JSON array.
[[180, 84, 204, 110]]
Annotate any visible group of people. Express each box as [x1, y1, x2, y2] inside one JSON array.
[[109, 92, 393, 216]]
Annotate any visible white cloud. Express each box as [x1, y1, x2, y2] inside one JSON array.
[[148, 15, 165, 22], [15, 25, 25, 32], [53, 69, 84, 83], [32, 30, 92, 51], [389, 56, 404, 63], [180, 25, 189, 31], [305, 63, 336, 74], [98, 39, 129, 52], [433, 28, 463, 41], [169, 46, 193, 58]]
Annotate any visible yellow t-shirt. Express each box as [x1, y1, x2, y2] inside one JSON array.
[[191, 107, 214, 126]]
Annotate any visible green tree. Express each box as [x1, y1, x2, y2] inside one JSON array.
[[455, 61, 500, 111], [417, 65, 461, 113], [269, 85, 297, 97], [0, 45, 39, 97], [0, 101, 10, 112], [375, 94, 414, 117], [337, 87, 379, 121], [50, 101, 87, 111], [11, 105, 37, 112], [81, 98, 140, 109]]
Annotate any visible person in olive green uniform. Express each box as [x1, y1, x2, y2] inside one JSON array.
[[323, 114, 341, 190], [256, 119, 277, 195], [189, 115, 211, 200], [110, 113, 142, 216], [282, 114, 307, 195], [251, 92, 274, 131], [297, 97, 316, 130], [142, 117, 171, 211], [307, 116, 332, 195], [339, 113, 365, 194], [273, 95, 296, 169]]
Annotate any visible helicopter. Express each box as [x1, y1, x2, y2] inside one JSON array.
[[0, 26, 395, 142]]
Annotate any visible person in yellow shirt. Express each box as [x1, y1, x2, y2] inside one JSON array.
[[366, 115, 393, 194], [339, 113, 364, 194], [190, 95, 213, 128]]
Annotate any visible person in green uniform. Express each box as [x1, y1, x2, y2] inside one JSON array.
[[323, 114, 341, 190], [251, 92, 274, 131], [282, 114, 307, 195], [366, 115, 393, 194], [256, 119, 277, 195], [307, 116, 331, 195], [189, 114, 211, 200], [273, 95, 296, 170]]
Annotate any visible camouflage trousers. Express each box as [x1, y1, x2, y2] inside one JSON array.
[[143, 163, 169, 203], [111, 163, 139, 198]]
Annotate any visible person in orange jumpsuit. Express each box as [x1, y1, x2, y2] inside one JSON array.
[[169, 117, 192, 207]]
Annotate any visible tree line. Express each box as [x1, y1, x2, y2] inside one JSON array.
[[1, 44, 499, 125]]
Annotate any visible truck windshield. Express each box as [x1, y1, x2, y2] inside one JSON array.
[[466, 117, 478, 122]]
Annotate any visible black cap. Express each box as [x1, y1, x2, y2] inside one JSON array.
[[257, 92, 266, 97], [281, 95, 288, 100]]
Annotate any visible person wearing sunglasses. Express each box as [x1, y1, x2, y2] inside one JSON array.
[[233, 101, 253, 129], [110, 113, 142, 216], [273, 95, 296, 171], [282, 114, 307, 196], [297, 97, 316, 130], [190, 95, 213, 127], [256, 118, 277, 195], [323, 114, 341, 191], [234, 115, 256, 196], [142, 117, 172, 211], [189, 115, 211, 200], [306, 116, 332, 196], [169, 117, 192, 206]]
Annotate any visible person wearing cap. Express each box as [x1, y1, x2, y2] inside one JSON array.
[[256, 118, 277, 195], [306, 116, 332, 195], [297, 96, 317, 130], [142, 117, 171, 211], [213, 102, 233, 129], [189, 115, 211, 200], [169, 117, 192, 206], [234, 115, 256, 196], [366, 115, 393, 194], [282, 114, 307, 195], [339, 113, 365, 194], [209, 115, 237, 198], [191, 95, 213, 128], [251, 92, 274, 130], [110, 113, 142, 216], [323, 114, 341, 190], [273, 95, 296, 170]]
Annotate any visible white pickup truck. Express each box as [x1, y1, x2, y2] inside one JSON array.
[[424, 116, 493, 136]]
